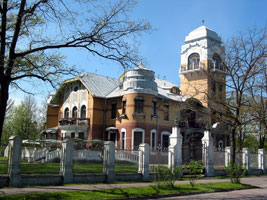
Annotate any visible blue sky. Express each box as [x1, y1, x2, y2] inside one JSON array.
[[10, 0, 267, 106]]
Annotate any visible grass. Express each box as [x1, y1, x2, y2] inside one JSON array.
[[0, 157, 138, 174], [0, 182, 253, 200]]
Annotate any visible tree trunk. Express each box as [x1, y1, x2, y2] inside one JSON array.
[[230, 128, 236, 164], [0, 78, 10, 145]]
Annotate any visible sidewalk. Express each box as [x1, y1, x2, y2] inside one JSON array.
[[0, 178, 241, 196]]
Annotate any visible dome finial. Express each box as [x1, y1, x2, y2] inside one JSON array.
[[202, 19, 205, 25]]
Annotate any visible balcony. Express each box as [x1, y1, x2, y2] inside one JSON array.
[[179, 62, 205, 75], [59, 118, 90, 126], [59, 118, 90, 132], [209, 62, 227, 74]]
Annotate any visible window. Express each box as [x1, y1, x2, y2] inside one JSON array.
[[133, 132, 143, 150], [218, 83, 223, 91], [211, 81, 216, 96], [71, 132, 75, 138], [161, 132, 170, 150], [111, 102, 117, 119], [80, 105, 86, 118], [135, 97, 144, 113], [213, 53, 222, 70], [121, 131, 126, 150], [64, 108, 69, 118], [132, 128, 144, 151], [109, 132, 116, 143], [163, 103, 169, 121], [78, 132, 84, 139], [188, 111, 196, 127], [188, 53, 200, 70], [150, 130, 157, 150], [72, 107, 78, 118], [152, 100, 157, 116], [122, 100, 126, 114], [74, 86, 78, 92]]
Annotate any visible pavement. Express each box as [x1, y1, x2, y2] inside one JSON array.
[[0, 176, 267, 199]]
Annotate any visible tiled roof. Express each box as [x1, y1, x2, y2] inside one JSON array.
[[79, 73, 119, 97]]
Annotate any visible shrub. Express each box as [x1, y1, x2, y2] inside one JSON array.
[[183, 160, 203, 187], [224, 163, 247, 183], [152, 165, 181, 188]]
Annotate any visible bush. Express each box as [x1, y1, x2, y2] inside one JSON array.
[[152, 165, 181, 188], [224, 163, 247, 183], [183, 160, 203, 187]]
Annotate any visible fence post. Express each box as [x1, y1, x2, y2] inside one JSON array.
[[138, 143, 150, 180], [60, 139, 73, 184], [103, 141, 115, 182], [258, 149, 265, 171], [201, 130, 214, 176], [8, 136, 22, 186], [242, 148, 250, 174], [225, 147, 231, 167], [168, 127, 183, 175]]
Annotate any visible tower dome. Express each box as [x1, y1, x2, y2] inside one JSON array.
[[122, 63, 158, 95], [185, 25, 221, 43]]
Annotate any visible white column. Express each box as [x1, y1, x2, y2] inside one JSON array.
[[242, 148, 250, 173], [201, 130, 214, 176], [103, 141, 115, 182], [168, 127, 183, 174], [258, 149, 265, 171], [60, 139, 73, 184], [8, 136, 22, 186], [225, 146, 231, 167], [138, 143, 150, 180]]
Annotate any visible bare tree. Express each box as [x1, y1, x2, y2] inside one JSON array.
[[249, 66, 267, 148], [0, 0, 151, 143], [211, 26, 267, 164]]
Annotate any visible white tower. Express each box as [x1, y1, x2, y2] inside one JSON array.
[[179, 26, 226, 108]]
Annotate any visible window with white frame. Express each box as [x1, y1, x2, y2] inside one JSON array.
[[161, 131, 170, 150], [132, 128, 144, 150], [121, 128, 126, 150]]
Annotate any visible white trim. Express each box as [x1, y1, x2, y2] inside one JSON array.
[[150, 129, 157, 150], [131, 128, 145, 150], [120, 128, 126, 150], [161, 131, 171, 148]]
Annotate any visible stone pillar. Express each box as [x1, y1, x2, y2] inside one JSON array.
[[225, 146, 231, 167], [258, 149, 265, 171], [168, 127, 183, 174], [242, 148, 250, 173], [138, 143, 150, 180], [201, 130, 214, 176], [60, 139, 73, 184], [8, 136, 22, 186], [103, 141, 115, 182]]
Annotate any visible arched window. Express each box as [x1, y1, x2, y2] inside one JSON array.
[[212, 53, 223, 70], [80, 105, 86, 118], [188, 53, 200, 70], [72, 106, 78, 118], [64, 108, 69, 119]]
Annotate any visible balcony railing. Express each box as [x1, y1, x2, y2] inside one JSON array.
[[59, 118, 90, 126], [209, 62, 227, 73], [180, 62, 205, 74]]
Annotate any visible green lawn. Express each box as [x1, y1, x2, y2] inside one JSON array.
[[0, 157, 138, 174], [0, 182, 253, 200]]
